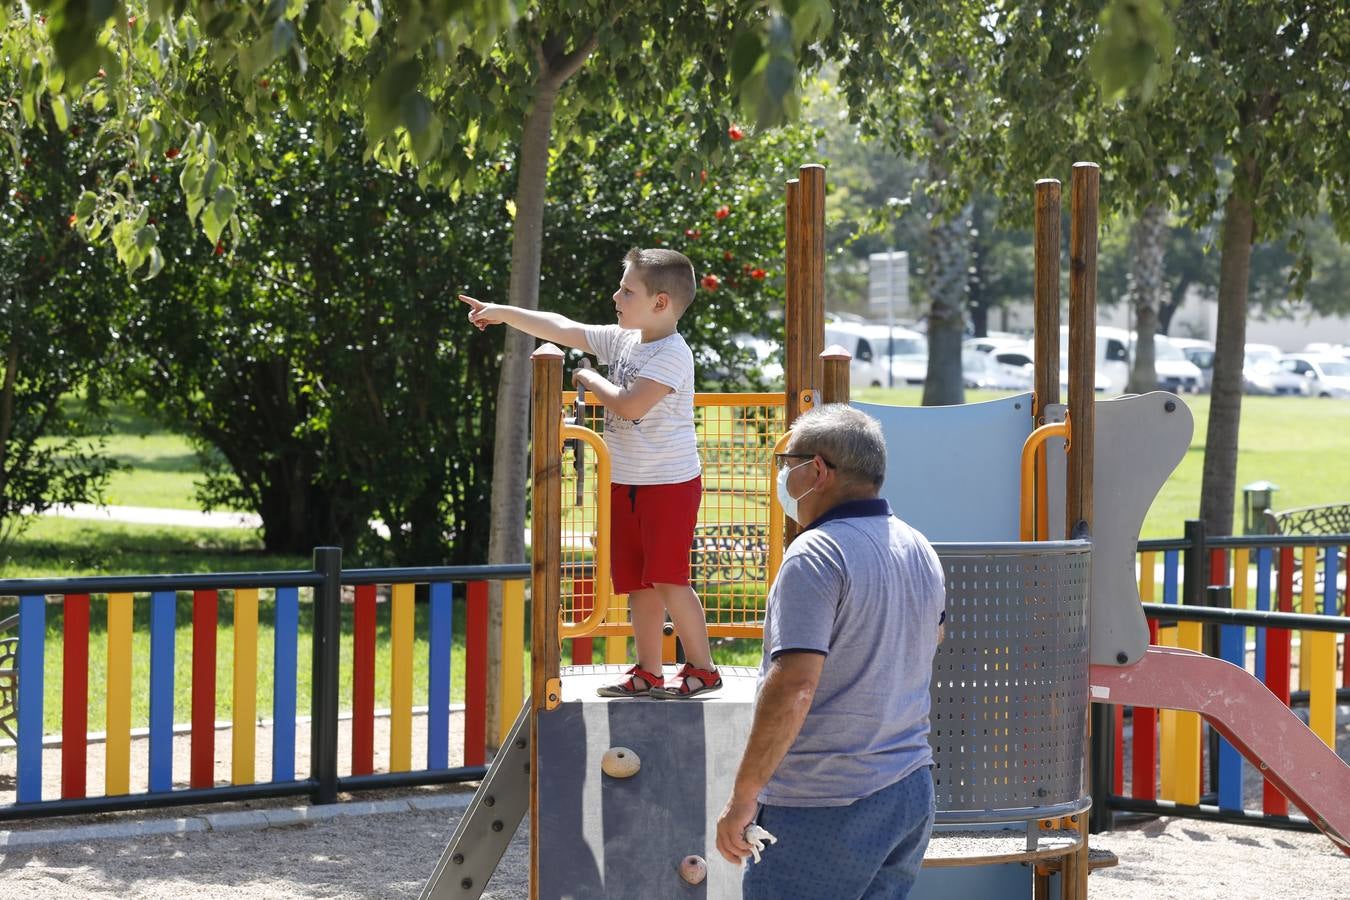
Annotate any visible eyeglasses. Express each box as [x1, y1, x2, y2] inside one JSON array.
[[774, 452, 837, 472]]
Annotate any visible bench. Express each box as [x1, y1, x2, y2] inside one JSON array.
[[0, 613, 17, 742], [1262, 503, 1349, 608], [1263, 502, 1350, 536]]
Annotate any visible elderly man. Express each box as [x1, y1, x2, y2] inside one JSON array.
[[715, 403, 945, 899]]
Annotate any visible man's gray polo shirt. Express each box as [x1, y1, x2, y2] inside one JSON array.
[[758, 498, 945, 807]]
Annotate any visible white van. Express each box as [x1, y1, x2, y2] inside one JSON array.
[[1059, 326, 1130, 395], [824, 321, 927, 388]]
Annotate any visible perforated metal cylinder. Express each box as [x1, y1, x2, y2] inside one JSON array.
[[929, 541, 1092, 825]]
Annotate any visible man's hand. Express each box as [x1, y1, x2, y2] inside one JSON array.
[[715, 795, 758, 865], [458, 294, 505, 331]]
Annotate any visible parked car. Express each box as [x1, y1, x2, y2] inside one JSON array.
[[1167, 337, 1215, 392], [1151, 335, 1205, 394], [1244, 344, 1309, 396], [1279, 354, 1350, 398], [962, 345, 1033, 390], [824, 321, 927, 388]]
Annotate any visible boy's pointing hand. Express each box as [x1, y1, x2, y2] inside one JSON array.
[[458, 294, 501, 331]]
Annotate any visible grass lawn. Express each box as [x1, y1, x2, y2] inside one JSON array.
[[91, 403, 232, 511]]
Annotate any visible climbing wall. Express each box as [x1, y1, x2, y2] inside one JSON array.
[[535, 666, 759, 900]]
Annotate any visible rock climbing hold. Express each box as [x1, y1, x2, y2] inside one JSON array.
[[601, 746, 641, 778], [679, 855, 707, 885]]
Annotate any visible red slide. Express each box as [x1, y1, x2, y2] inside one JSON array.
[[1090, 645, 1350, 856]]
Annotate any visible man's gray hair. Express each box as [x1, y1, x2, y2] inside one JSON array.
[[788, 404, 887, 487]]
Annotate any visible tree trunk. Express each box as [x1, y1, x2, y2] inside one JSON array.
[[483, 35, 597, 751], [1126, 203, 1167, 394], [1199, 168, 1257, 537], [921, 200, 970, 406]]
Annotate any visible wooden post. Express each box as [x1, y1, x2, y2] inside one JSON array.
[[529, 344, 564, 899], [798, 164, 826, 401], [785, 178, 803, 424], [1064, 161, 1099, 900], [1066, 163, 1098, 540], [1033, 179, 1061, 541], [821, 346, 852, 406]]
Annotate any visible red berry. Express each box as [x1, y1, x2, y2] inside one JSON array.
[[700, 274, 720, 291], [165, 147, 180, 160], [742, 263, 753, 273], [68, 214, 78, 227], [635, 169, 644, 179], [700, 169, 708, 183], [214, 241, 224, 256], [723, 251, 734, 262], [259, 78, 270, 89], [715, 205, 730, 220], [684, 228, 701, 240], [727, 125, 744, 141], [751, 268, 767, 280]]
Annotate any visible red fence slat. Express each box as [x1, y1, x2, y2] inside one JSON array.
[[464, 581, 488, 767], [61, 593, 90, 800], [191, 589, 218, 790], [1262, 548, 1296, 815], [352, 583, 377, 776], [1132, 619, 1160, 800]]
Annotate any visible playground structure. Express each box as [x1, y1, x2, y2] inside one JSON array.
[[419, 162, 1350, 900]]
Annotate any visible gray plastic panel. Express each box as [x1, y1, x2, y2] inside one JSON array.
[[1088, 392, 1193, 665], [853, 394, 1034, 541], [930, 541, 1091, 823]]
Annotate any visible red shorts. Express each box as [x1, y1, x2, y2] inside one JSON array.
[[610, 476, 702, 594]]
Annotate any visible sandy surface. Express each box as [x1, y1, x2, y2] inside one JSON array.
[[2, 796, 1347, 899]]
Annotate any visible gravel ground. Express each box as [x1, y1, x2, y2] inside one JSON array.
[[1, 794, 1347, 899]]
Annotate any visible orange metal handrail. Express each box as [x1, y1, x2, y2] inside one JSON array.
[[1020, 417, 1070, 541]]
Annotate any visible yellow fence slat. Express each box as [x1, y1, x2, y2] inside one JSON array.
[[1309, 630, 1336, 747], [1138, 551, 1156, 603], [1232, 548, 1249, 610], [1174, 621, 1204, 805], [105, 592, 133, 797], [391, 582, 414, 772], [1157, 625, 1177, 800], [499, 580, 525, 745], [232, 588, 258, 785]]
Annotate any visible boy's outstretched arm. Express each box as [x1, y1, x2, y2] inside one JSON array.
[[459, 294, 593, 352]]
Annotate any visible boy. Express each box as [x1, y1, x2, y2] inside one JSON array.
[[459, 247, 720, 699]]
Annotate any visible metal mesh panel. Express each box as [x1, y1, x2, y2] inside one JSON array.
[[559, 393, 784, 637], [930, 542, 1091, 823]]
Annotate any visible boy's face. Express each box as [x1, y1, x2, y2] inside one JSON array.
[[612, 265, 669, 329]]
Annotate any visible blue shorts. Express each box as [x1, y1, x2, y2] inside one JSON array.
[[742, 766, 935, 900]]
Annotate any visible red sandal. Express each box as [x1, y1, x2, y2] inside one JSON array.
[[649, 663, 722, 700], [596, 665, 663, 698]]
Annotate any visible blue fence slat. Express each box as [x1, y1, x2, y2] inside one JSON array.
[[148, 590, 176, 792], [1255, 549, 1272, 682], [16, 595, 45, 803], [272, 586, 299, 783], [1323, 547, 1339, 617], [1217, 622, 1245, 810], [427, 581, 453, 770], [1163, 550, 1180, 605]]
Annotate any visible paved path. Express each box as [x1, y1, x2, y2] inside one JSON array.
[[41, 503, 262, 530]]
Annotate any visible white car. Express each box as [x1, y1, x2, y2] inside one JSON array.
[[1152, 335, 1205, 394], [962, 346, 1033, 390], [1168, 337, 1215, 392], [1279, 354, 1350, 398], [1245, 344, 1309, 396], [825, 322, 927, 388]]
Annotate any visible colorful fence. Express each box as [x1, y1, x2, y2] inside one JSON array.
[[3, 524, 1347, 826], [0, 553, 529, 821], [1101, 527, 1349, 833]]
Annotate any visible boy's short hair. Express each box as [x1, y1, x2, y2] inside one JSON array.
[[623, 248, 696, 315]]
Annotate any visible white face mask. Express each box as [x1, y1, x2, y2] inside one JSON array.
[[776, 459, 817, 525]]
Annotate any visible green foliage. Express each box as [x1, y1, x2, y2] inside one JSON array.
[[0, 101, 126, 553], [5, 1, 832, 272]]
